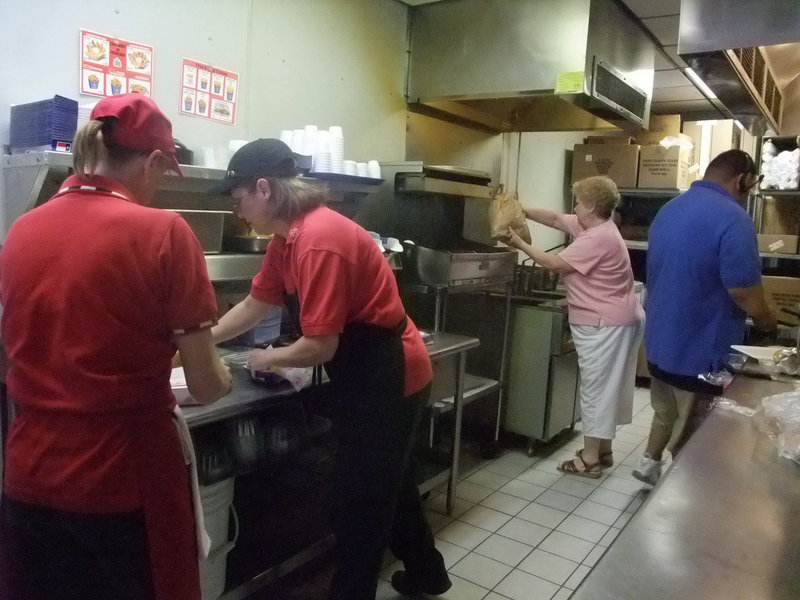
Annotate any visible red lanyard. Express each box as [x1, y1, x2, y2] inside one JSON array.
[[54, 184, 132, 202]]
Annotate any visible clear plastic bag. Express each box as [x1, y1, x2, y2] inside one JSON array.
[[761, 391, 800, 463], [698, 369, 734, 388], [714, 396, 759, 417]]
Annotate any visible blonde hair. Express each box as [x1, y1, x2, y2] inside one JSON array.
[[572, 175, 619, 219], [72, 119, 147, 177], [244, 176, 327, 221]]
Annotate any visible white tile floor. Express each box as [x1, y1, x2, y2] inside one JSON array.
[[376, 386, 665, 600]]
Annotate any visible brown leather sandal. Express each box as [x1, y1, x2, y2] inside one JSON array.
[[576, 449, 613, 467], [558, 452, 603, 478]]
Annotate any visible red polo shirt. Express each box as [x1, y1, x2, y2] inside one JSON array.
[[1, 174, 217, 512], [251, 206, 432, 396]]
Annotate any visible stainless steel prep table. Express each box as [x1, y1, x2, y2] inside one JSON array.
[[181, 332, 481, 514], [179, 332, 480, 600], [572, 374, 800, 600]]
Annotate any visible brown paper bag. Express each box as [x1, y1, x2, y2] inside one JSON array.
[[489, 184, 531, 244]]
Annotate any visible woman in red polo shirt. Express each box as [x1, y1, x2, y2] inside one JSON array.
[[210, 139, 451, 600], [0, 94, 231, 599]]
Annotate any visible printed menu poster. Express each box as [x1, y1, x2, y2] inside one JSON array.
[[80, 29, 153, 98], [180, 58, 238, 125]]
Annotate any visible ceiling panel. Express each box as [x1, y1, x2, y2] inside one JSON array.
[[661, 45, 688, 68], [641, 15, 680, 46], [651, 99, 726, 118], [621, 0, 681, 19], [652, 85, 706, 102], [654, 51, 676, 71], [654, 69, 691, 88]]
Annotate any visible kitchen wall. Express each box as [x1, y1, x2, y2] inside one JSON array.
[[406, 112, 503, 245], [0, 0, 409, 230], [515, 131, 599, 253]]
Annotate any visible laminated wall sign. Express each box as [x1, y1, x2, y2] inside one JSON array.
[[80, 29, 154, 98], [180, 58, 239, 125]]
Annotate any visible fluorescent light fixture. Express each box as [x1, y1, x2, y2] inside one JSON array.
[[684, 68, 718, 99], [734, 120, 745, 130]]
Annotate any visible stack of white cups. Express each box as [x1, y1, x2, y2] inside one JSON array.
[[328, 126, 344, 174], [291, 129, 305, 154], [367, 160, 381, 179], [312, 130, 332, 172], [302, 125, 318, 156], [343, 160, 357, 175]]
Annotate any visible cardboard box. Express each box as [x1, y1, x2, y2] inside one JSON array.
[[759, 197, 800, 235], [648, 114, 681, 135], [572, 143, 640, 188], [757, 234, 799, 254], [637, 136, 693, 189], [761, 276, 800, 324], [583, 135, 636, 145]]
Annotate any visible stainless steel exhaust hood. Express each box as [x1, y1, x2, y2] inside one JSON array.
[[406, 0, 657, 133], [678, 0, 800, 135]]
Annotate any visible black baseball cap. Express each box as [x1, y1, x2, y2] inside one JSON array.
[[210, 138, 297, 194]]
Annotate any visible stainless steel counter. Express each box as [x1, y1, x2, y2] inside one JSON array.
[[182, 332, 481, 515], [182, 332, 479, 429], [572, 374, 800, 600]]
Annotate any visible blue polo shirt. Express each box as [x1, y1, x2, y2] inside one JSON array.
[[645, 180, 761, 379]]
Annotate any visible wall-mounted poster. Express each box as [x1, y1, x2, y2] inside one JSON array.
[[180, 58, 238, 125], [80, 29, 153, 99]]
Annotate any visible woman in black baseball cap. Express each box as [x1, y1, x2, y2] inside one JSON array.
[[212, 139, 451, 599]]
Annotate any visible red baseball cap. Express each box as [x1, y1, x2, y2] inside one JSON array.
[[91, 93, 182, 175]]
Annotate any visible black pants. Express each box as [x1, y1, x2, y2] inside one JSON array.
[[0, 496, 155, 600], [329, 384, 444, 600]]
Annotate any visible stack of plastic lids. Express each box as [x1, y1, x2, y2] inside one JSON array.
[[9, 95, 78, 154]]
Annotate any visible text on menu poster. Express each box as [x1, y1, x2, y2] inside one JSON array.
[[80, 29, 153, 99], [180, 58, 239, 125]]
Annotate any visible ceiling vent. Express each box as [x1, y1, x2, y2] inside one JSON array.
[[405, 0, 656, 133], [592, 59, 648, 125], [727, 46, 783, 129]]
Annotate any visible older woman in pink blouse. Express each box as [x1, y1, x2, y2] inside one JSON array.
[[507, 176, 644, 477]]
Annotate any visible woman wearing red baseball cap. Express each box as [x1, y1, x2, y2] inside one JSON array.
[[0, 93, 231, 599]]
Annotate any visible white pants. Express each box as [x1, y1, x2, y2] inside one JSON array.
[[571, 319, 644, 439]]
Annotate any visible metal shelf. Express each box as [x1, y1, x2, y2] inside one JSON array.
[[618, 187, 684, 197], [431, 373, 500, 415], [205, 253, 264, 281], [760, 252, 800, 261], [624, 240, 649, 250], [755, 189, 800, 197], [625, 240, 800, 262]]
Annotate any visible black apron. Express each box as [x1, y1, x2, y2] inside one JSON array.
[[325, 320, 413, 600]]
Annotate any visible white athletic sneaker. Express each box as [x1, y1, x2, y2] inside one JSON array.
[[632, 453, 664, 486]]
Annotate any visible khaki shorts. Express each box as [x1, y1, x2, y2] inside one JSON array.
[[650, 377, 714, 455]]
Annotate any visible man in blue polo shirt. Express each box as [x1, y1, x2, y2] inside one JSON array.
[[633, 149, 777, 485]]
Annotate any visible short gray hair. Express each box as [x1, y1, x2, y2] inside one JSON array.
[[572, 176, 619, 219], [242, 176, 328, 221]]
